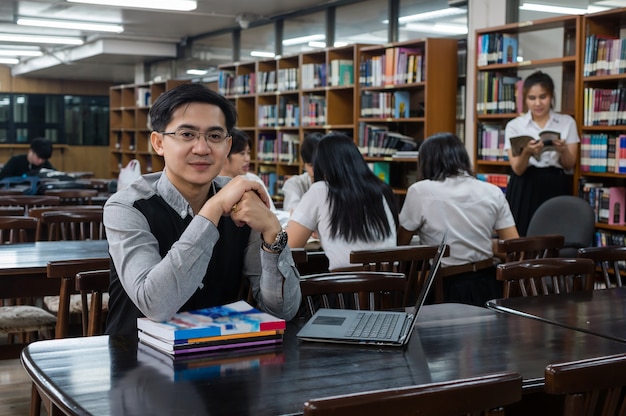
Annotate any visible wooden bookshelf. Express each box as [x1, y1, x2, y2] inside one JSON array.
[[578, 7, 626, 244], [109, 79, 188, 177], [473, 15, 584, 190]]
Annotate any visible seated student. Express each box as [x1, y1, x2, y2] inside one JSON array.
[[219, 128, 277, 211], [286, 132, 399, 270], [397, 132, 519, 307], [281, 132, 323, 214], [0, 137, 54, 179], [103, 83, 301, 337]]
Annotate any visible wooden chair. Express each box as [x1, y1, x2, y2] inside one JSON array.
[[75, 269, 110, 336], [0, 195, 60, 215], [29, 205, 104, 241], [46, 258, 110, 338], [44, 189, 98, 205], [0, 216, 56, 347], [544, 353, 626, 416], [303, 371, 522, 416], [577, 246, 626, 289], [37, 209, 104, 241], [291, 248, 330, 275], [341, 245, 447, 305], [0, 206, 28, 216], [496, 258, 596, 298], [496, 234, 564, 262], [299, 271, 407, 318]]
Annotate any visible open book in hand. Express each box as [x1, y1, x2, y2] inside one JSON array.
[[509, 130, 560, 161]]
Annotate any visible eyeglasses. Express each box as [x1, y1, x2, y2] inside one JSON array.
[[159, 128, 231, 144]]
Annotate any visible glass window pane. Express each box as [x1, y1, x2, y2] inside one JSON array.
[[0, 95, 11, 123], [336, 0, 388, 46], [283, 11, 326, 55], [399, 0, 467, 41], [241, 24, 275, 61]]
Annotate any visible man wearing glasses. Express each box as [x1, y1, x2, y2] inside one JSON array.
[[104, 83, 301, 337]]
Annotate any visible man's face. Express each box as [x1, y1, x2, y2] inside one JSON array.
[[27, 149, 46, 166], [151, 102, 232, 193]]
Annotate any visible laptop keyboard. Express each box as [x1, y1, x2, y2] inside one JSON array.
[[345, 313, 400, 339]]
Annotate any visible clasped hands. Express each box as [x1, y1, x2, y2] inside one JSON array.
[[525, 137, 566, 158]]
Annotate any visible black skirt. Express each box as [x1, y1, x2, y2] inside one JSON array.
[[506, 166, 573, 236], [441, 266, 501, 307]]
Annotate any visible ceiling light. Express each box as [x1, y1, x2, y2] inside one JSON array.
[[0, 34, 84, 45], [66, 0, 197, 11], [308, 41, 349, 48], [282, 34, 325, 46], [17, 17, 124, 33], [0, 58, 20, 65], [519, 3, 609, 14], [398, 7, 466, 24], [0, 49, 42, 57], [186, 69, 208, 76], [404, 23, 468, 35], [250, 51, 275, 58]]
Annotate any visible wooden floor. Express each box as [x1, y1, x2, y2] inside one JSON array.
[[0, 358, 39, 416]]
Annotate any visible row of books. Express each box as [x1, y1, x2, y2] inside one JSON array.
[[583, 34, 626, 77], [357, 122, 419, 157], [475, 72, 522, 115], [477, 123, 507, 161], [595, 229, 626, 250], [583, 87, 626, 126], [476, 173, 509, 193], [579, 133, 626, 174], [258, 166, 279, 197], [138, 300, 286, 357], [256, 68, 299, 93], [218, 71, 256, 96], [328, 59, 354, 86], [360, 90, 411, 119], [257, 101, 300, 128], [301, 95, 327, 126], [257, 131, 300, 164], [579, 183, 626, 225], [301, 63, 327, 89], [476, 33, 519, 67], [359, 47, 424, 87]]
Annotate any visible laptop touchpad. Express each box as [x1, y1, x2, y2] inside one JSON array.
[[312, 316, 345, 326]]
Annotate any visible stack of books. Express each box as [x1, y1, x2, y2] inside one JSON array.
[[137, 300, 286, 357]]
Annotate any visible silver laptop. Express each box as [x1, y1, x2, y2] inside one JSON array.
[[297, 233, 447, 347]]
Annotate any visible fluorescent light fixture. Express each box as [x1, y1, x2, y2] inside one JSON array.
[[519, 3, 609, 14], [308, 41, 349, 48], [17, 17, 124, 33], [0, 58, 19, 64], [282, 34, 325, 46], [186, 69, 208, 76], [0, 34, 84, 45], [0, 49, 42, 57], [404, 23, 468, 35], [250, 50, 275, 58], [398, 7, 466, 24], [66, 0, 197, 11]]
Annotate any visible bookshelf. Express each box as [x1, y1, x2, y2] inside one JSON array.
[[579, 7, 626, 243], [473, 15, 583, 191], [357, 38, 458, 195], [109, 80, 188, 177]]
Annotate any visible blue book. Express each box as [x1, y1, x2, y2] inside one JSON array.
[[501, 35, 518, 64], [394, 91, 410, 118]]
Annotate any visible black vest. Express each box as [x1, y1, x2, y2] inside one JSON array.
[[105, 192, 251, 337]]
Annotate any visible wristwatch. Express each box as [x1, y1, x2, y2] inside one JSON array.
[[261, 230, 288, 253]]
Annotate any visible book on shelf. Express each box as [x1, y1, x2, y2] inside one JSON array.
[[609, 187, 626, 226], [369, 161, 390, 184], [137, 300, 286, 342], [509, 130, 559, 160], [500, 35, 518, 64], [393, 91, 410, 118]]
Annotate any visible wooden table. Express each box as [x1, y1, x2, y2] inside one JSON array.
[[487, 287, 626, 343], [21, 303, 626, 416], [0, 240, 109, 357]]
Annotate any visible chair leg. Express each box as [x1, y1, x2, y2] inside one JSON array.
[[29, 383, 41, 416]]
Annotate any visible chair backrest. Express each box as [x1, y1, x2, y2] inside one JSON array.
[[526, 196, 595, 257], [545, 353, 626, 416], [47, 258, 110, 338], [299, 271, 407, 318], [496, 235, 565, 263], [0, 216, 38, 244], [29, 205, 104, 240], [496, 258, 596, 298], [345, 245, 447, 305], [578, 246, 626, 289], [0, 195, 60, 215], [293, 249, 330, 275], [38, 209, 104, 241], [75, 269, 110, 336], [303, 371, 522, 416], [44, 189, 98, 205]]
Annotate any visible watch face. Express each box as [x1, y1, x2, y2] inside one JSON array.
[[271, 230, 288, 251]]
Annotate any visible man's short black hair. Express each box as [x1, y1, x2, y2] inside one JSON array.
[[30, 137, 53, 160]]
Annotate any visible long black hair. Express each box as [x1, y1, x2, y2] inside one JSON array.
[[314, 132, 398, 242], [417, 132, 474, 181]]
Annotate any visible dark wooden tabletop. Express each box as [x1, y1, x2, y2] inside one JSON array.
[[487, 287, 626, 343], [21, 303, 626, 416]]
